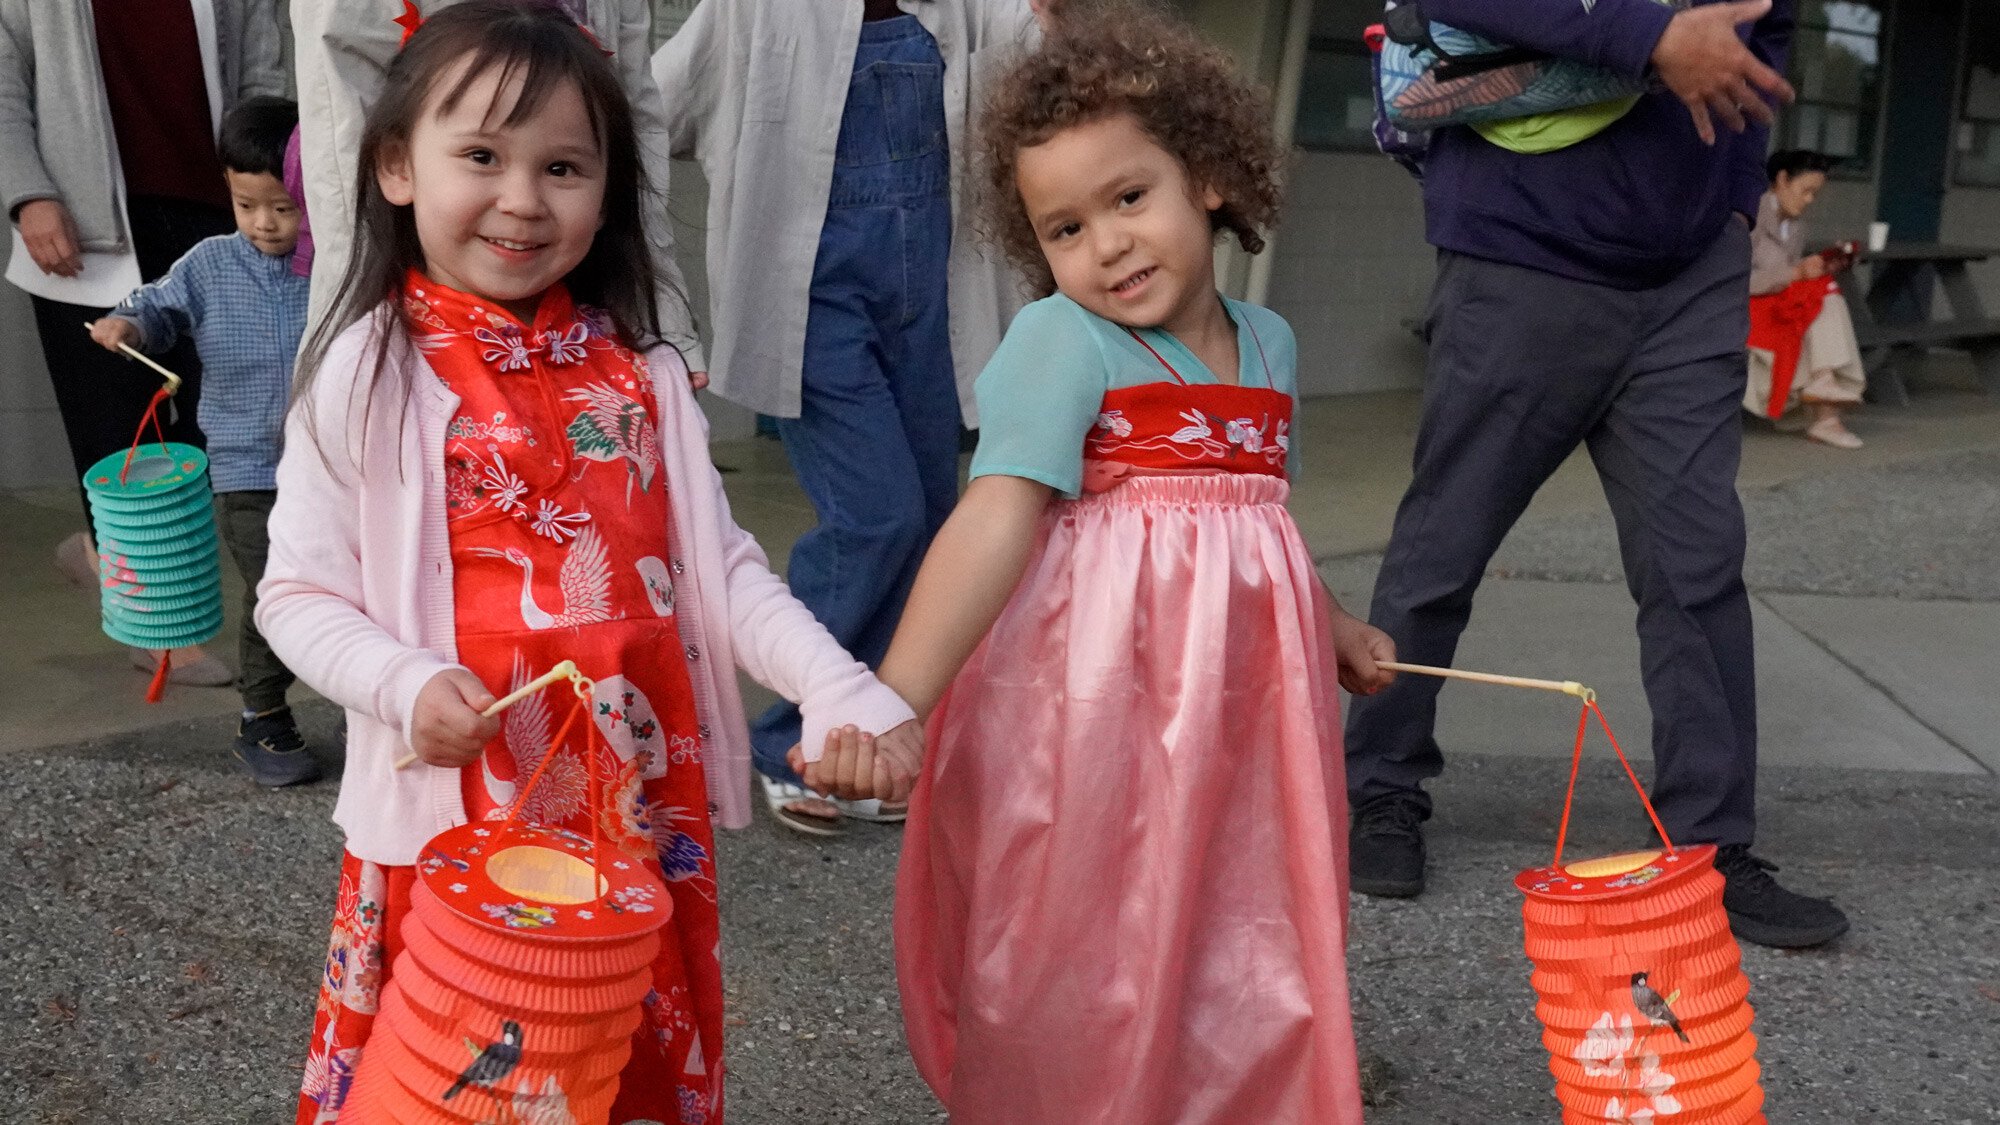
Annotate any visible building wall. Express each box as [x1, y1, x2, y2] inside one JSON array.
[[1940, 186, 2000, 309], [0, 285, 69, 490], [1264, 151, 1430, 395]]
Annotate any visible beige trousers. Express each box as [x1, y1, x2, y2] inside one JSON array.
[[1745, 291, 1867, 416]]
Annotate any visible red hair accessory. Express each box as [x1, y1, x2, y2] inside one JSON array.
[[395, 0, 424, 49], [391, 1, 611, 58], [575, 22, 614, 57]]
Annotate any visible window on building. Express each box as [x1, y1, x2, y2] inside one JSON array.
[[1955, 1, 2000, 188], [1293, 0, 1387, 153], [1775, 1, 1886, 174]]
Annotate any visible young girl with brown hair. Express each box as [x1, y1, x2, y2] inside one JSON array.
[[870, 7, 1391, 1120]]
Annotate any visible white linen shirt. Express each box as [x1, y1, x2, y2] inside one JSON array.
[[650, 0, 1035, 424]]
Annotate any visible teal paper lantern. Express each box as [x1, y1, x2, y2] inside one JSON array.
[[83, 442, 224, 653]]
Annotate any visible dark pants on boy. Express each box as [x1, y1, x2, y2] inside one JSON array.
[[28, 195, 234, 526], [214, 490, 295, 714], [1345, 220, 1759, 848], [751, 15, 959, 785]]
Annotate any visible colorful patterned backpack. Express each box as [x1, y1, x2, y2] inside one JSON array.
[[1367, 0, 1675, 174]]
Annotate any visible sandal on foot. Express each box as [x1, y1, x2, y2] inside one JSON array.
[[761, 775, 845, 837], [829, 797, 908, 823]]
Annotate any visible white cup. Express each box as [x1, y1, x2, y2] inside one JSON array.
[[1868, 222, 1890, 252]]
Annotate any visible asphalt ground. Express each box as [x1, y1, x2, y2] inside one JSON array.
[[1, 701, 1995, 1124], [5, 413, 1997, 1123]]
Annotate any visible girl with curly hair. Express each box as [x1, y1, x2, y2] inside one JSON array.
[[845, 5, 1390, 1119]]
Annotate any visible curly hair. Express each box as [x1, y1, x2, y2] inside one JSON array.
[[978, 1, 1284, 295]]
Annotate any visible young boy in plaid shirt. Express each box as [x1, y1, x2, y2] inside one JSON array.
[[90, 95, 318, 788]]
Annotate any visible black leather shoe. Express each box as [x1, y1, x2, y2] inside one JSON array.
[[1715, 844, 1849, 948], [233, 706, 323, 788], [1350, 791, 1428, 898]]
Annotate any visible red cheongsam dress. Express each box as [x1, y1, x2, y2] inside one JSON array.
[[297, 275, 725, 1125]]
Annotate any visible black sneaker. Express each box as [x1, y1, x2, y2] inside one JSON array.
[[1350, 791, 1428, 898], [233, 707, 323, 788], [1715, 843, 1848, 949]]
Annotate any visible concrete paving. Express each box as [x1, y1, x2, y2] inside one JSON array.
[[1762, 594, 2000, 774], [3, 361, 1999, 1121], [1318, 563, 1987, 776]]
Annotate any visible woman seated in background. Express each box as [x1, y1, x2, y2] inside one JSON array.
[[1746, 149, 1868, 449]]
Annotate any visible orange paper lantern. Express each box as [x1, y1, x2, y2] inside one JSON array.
[[1516, 702, 1765, 1124], [345, 668, 671, 1124]]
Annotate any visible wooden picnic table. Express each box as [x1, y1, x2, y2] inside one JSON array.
[[1834, 242, 2000, 404]]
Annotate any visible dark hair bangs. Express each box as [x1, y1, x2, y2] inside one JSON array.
[[435, 37, 607, 153]]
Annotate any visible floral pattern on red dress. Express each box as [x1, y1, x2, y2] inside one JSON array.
[[297, 275, 724, 1125], [1081, 327, 1293, 483]]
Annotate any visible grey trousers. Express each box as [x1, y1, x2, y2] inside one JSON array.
[[214, 490, 296, 714], [1346, 221, 1759, 847]]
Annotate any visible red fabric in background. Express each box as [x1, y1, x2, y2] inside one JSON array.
[[1748, 276, 1836, 419], [91, 0, 228, 208]]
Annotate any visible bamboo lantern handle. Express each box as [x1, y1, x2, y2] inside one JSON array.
[[84, 321, 184, 395], [392, 660, 578, 770], [1376, 660, 1594, 703]]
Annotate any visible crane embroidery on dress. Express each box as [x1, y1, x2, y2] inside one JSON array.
[[481, 652, 589, 824], [564, 382, 659, 503], [470, 525, 616, 630]]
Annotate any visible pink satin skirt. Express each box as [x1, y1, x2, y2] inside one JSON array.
[[895, 472, 1364, 1124]]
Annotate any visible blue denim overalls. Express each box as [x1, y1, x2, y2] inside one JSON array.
[[752, 12, 958, 784]]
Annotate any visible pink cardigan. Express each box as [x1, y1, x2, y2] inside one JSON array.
[[258, 309, 915, 865]]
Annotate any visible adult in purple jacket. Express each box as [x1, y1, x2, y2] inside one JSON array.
[[1347, 0, 1849, 949]]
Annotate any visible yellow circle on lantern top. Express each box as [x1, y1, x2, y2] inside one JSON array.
[[1563, 850, 1664, 879], [487, 845, 608, 904]]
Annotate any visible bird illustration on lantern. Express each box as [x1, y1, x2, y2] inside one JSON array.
[[1376, 660, 1770, 1124], [1516, 705, 1767, 1124], [344, 661, 673, 1124]]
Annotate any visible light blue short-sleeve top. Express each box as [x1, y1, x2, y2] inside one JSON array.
[[968, 293, 1300, 498]]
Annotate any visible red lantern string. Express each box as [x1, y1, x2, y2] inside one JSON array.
[[118, 383, 179, 701], [117, 385, 174, 486], [493, 669, 612, 896], [1551, 700, 1676, 869]]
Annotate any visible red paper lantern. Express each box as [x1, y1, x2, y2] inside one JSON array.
[[346, 669, 671, 1123], [1516, 703, 1766, 1124]]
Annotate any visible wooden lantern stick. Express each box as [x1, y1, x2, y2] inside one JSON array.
[[393, 659, 578, 770], [1376, 660, 1594, 703], [84, 321, 183, 394]]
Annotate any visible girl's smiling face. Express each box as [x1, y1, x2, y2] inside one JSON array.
[[376, 55, 605, 322], [1015, 113, 1224, 337]]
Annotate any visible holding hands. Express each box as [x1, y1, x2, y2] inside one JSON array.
[[787, 721, 924, 805]]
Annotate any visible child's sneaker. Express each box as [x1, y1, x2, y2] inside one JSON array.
[[234, 706, 323, 788]]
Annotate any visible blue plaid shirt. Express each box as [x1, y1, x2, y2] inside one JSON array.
[[112, 233, 309, 493]]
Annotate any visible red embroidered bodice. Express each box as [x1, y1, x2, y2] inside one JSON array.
[[1081, 325, 1292, 489]]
